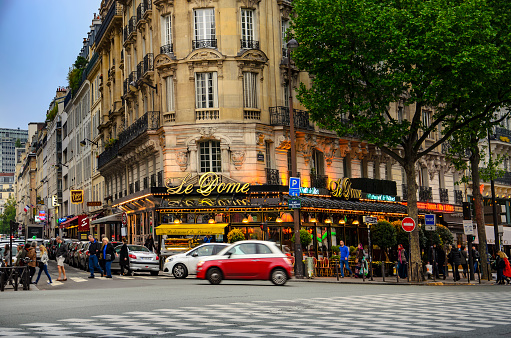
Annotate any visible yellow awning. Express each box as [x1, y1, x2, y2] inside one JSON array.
[[155, 223, 228, 236]]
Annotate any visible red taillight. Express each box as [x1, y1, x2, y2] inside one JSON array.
[[156, 255, 159, 260], [129, 254, 137, 259]]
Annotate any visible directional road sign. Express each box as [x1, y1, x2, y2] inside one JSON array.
[[288, 198, 301, 209], [289, 177, 300, 197]]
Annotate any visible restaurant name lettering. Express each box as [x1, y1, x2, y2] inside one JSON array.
[[329, 178, 362, 200], [161, 198, 251, 208], [166, 172, 250, 197]]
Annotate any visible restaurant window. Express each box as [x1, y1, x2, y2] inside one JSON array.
[[199, 140, 221, 172]]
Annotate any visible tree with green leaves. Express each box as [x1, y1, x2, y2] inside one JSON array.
[[292, 0, 511, 279], [15, 139, 22, 148], [371, 220, 396, 261], [67, 56, 88, 95], [291, 229, 312, 250], [0, 196, 16, 234]]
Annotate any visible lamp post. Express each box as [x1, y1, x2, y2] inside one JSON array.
[[287, 38, 304, 278]]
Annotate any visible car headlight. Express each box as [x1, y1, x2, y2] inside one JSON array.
[[165, 256, 173, 263]]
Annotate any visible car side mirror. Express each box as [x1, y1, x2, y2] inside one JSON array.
[[225, 252, 233, 258], [192, 252, 199, 257]]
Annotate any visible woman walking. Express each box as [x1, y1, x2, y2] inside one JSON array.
[[354, 243, 366, 278], [26, 242, 37, 283], [101, 237, 115, 278], [397, 244, 407, 279], [501, 251, 511, 285], [33, 245, 52, 285], [119, 237, 131, 276]]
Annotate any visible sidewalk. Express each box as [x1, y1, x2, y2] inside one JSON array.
[[290, 274, 498, 286]]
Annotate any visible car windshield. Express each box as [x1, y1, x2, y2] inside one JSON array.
[[128, 245, 150, 252]]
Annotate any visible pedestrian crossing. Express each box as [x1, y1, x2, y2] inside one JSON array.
[[1, 291, 511, 337]]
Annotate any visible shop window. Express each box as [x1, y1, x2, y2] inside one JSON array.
[[199, 140, 221, 172]]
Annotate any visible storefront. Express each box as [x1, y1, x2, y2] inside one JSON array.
[[90, 212, 123, 241], [60, 215, 91, 240]]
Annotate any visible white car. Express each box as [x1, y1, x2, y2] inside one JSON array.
[[163, 243, 229, 278]]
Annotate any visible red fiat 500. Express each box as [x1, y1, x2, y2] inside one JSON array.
[[196, 240, 293, 286]]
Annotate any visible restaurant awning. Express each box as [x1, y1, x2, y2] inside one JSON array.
[[90, 213, 123, 225], [60, 216, 79, 228], [293, 196, 407, 214], [474, 225, 511, 245], [155, 223, 228, 236]]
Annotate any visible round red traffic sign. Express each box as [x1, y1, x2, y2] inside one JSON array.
[[122, 212, 128, 226], [402, 217, 416, 232]]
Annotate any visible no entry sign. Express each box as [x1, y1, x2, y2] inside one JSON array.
[[122, 212, 128, 226], [402, 217, 416, 232]]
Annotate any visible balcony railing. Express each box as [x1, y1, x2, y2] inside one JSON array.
[[98, 142, 119, 168], [94, 1, 122, 45], [402, 184, 407, 201], [419, 186, 433, 202], [143, 53, 153, 75], [311, 173, 328, 190], [129, 70, 138, 85], [241, 39, 260, 49], [265, 168, 281, 185], [137, 2, 147, 23], [495, 127, 511, 141], [128, 16, 137, 36], [439, 188, 449, 203], [137, 61, 143, 80], [195, 109, 219, 121], [495, 171, 511, 186], [160, 43, 173, 54], [192, 39, 217, 49], [269, 106, 314, 130], [454, 190, 463, 205], [118, 111, 160, 150]]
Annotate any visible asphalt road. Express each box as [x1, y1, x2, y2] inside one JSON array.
[[1, 261, 511, 337]]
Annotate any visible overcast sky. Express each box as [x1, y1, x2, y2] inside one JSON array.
[[0, 0, 100, 130]]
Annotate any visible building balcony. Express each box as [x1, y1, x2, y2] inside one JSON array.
[[192, 39, 217, 49], [195, 109, 220, 122], [310, 173, 328, 190], [270, 106, 314, 131], [98, 142, 119, 169], [439, 188, 449, 203], [136, 2, 147, 24], [142, 53, 153, 75], [160, 43, 173, 55], [265, 168, 281, 185], [241, 39, 260, 50], [495, 171, 511, 186], [128, 16, 137, 38], [454, 190, 463, 205], [94, 1, 122, 46], [495, 127, 511, 142], [419, 186, 433, 202]]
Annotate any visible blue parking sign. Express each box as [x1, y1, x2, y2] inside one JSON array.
[[289, 177, 300, 197], [425, 214, 435, 226]]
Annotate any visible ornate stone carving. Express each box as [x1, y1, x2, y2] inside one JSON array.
[[237, 0, 261, 8], [188, 0, 213, 7], [275, 134, 290, 150], [256, 132, 265, 146], [176, 151, 188, 171], [154, 54, 177, 72], [298, 135, 316, 165], [318, 138, 339, 167], [198, 127, 217, 139], [231, 151, 246, 170], [191, 51, 221, 60], [154, 0, 174, 15], [338, 140, 351, 158]]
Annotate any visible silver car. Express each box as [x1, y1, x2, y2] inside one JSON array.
[[163, 243, 229, 278], [111, 245, 159, 276]]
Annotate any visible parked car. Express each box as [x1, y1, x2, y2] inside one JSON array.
[[163, 243, 229, 278], [72, 242, 88, 268], [65, 240, 80, 265], [111, 244, 159, 275], [0, 244, 18, 266], [196, 240, 293, 286], [79, 242, 90, 270]]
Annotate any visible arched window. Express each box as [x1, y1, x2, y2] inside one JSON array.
[[199, 140, 221, 172]]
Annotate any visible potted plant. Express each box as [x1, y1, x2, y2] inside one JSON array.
[[227, 228, 245, 243]]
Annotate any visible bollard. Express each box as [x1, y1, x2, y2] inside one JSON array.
[[336, 264, 339, 281], [382, 262, 385, 282], [396, 263, 399, 283], [415, 262, 420, 283], [407, 263, 410, 282], [477, 259, 481, 284]]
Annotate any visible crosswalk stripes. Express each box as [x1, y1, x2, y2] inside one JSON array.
[[69, 277, 88, 283], [3, 291, 511, 337]]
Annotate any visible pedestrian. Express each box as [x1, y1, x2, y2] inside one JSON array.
[[119, 237, 131, 276], [15, 244, 26, 267], [2, 244, 10, 266], [428, 243, 439, 279], [55, 237, 67, 281], [203, 235, 212, 243], [397, 244, 407, 279], [494, 251, 506, 285], [472, 246, 480, 273], [448, 245, 461, 281], [26, 242, 37, 283], [100, 237, 115, 278], [354, 243, 365, 278], [144, 234, 156, 252], [338, 241, 352, 278], [500, 251, 511, 285], [460, 245, 468, 278], [33, 245, 52, 285], [87, 235, 104, 278], [437, 245, 446, 280]]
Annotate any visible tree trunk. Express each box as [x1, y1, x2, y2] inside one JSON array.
[[405, 161, 421, 281], [470, 145, 489, 279]]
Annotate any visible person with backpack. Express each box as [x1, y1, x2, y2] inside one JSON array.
[[33, 245, 52, 285]]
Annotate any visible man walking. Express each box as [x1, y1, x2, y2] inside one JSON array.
[[55, 237, 67, 281], [88, 235, 104, 278], [472, 246, 480, 273], [338, 241, 352, 278]]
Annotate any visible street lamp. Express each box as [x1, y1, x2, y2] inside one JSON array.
[[80, 138, 98, 147], [287, 38, 304, 278]]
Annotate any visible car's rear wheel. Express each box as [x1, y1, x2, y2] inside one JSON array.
[[271, 268, 288, 286], [172, 264, 188, 278], [150, 271, 159, 276], [207, 267, 222, 285]]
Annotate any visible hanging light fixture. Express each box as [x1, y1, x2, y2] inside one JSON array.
[[242, 214, 249, 223], [310, 215, 317, 223], [174, 218, 181, 224], [352, 219, 360, 225], [208, 218, 216, 224], [325, 217, 333, 224], [276, 216, 283, 223]]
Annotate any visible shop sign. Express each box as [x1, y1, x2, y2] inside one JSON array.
[[366, 193, 396, 202], [87, 201, 102, 206], [166, 172, 250, 197], [329, 178, 362, 200], [78, 215, 90, 232], [39, 210, 46, 221], [300, 187, 320, 195], [160, 197, 251, 208], [402, 202, 456, 213], [71, 190, 84, 204], [58, 218, 67, 223]]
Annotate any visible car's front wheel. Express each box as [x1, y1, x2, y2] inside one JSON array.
[[172, 264, 188, 279], [207, 267, 222, 285], [271, 268, 288, 286]]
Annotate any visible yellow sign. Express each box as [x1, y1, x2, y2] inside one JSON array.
[[156, 223, 228, 236], [329, 178, 362, 200], [166, 172, 250, 197], [71, 190, 84, 204]]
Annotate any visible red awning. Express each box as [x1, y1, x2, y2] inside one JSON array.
[[90, 212, 103, 221], [60, 216, 79, 228]]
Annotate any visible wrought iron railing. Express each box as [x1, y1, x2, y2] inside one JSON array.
[[118, 111, 160, 150], [439, 188, 449, 203], [495, 127, 511, 141], [311, 173, 328, 189], [81, 52, 98, 82], [123, 26, 128, 42], [128, 16, 137, 36], [143, 53, 153, 74], [269, 106, 314, 130], [419, 186, 433, 202], [402, 184, 407, 201], [160, 43, 173, 54], [94, 1, 122, 45], [137, 2, 147, 23], [129, 70, 138, 85], [265, 168, 281, 185], [98, 142, 119, 168], [192, 39, 217, 49], [495, 171, 511, 186], [137, 61, 143, 80], [454, 190, 463, 205], [241, 39, 260, 49]]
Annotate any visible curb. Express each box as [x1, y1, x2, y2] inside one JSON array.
[[289, 278, 493, 286]]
